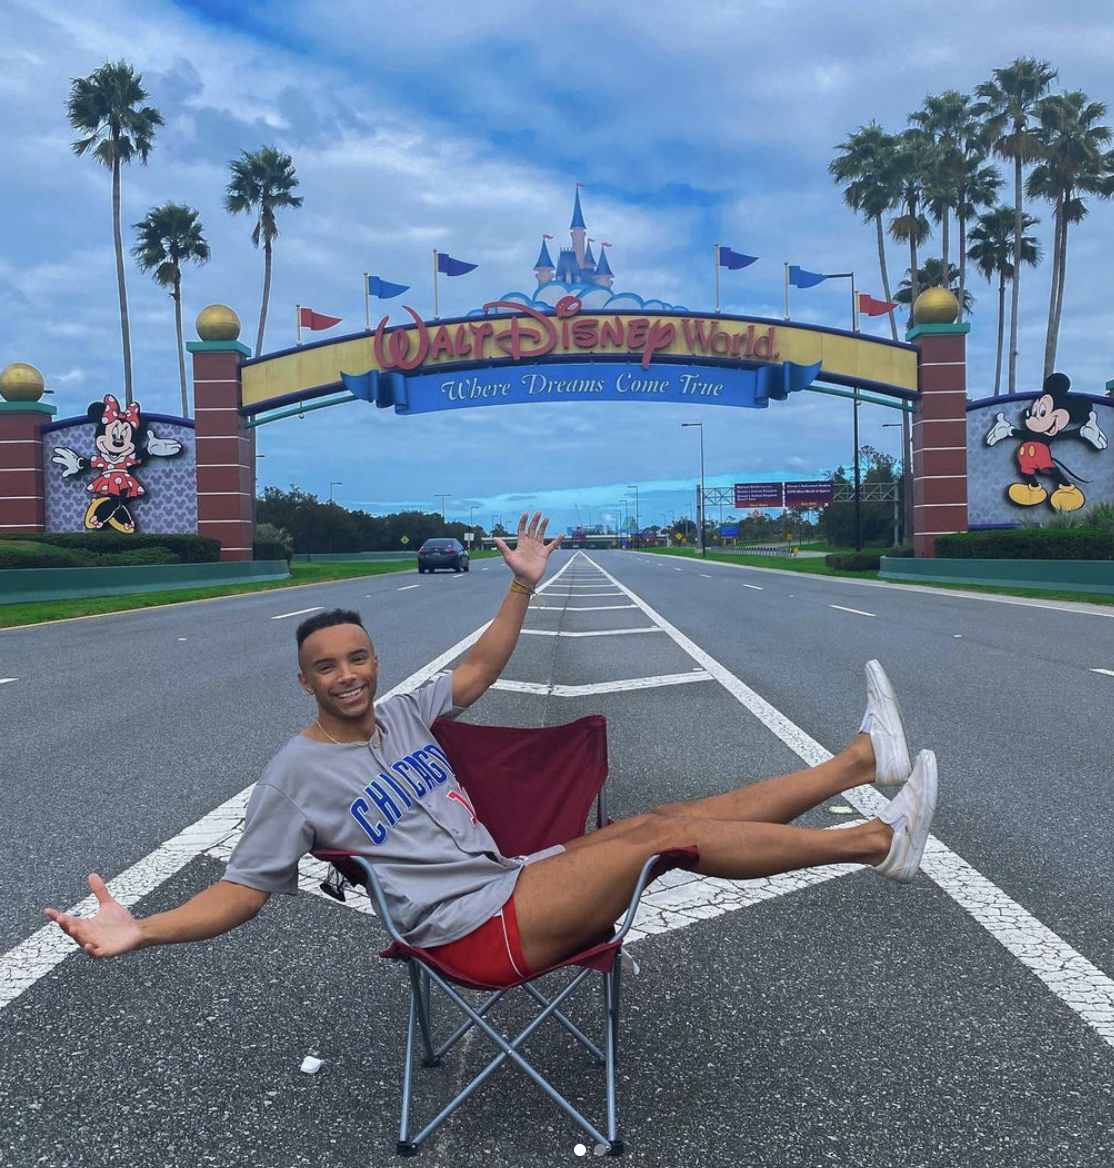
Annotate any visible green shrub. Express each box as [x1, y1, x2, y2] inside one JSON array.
[[0, 541, 87, 569], [253, 539, 293, 562], [0, 532, 220, 562], [255, 523, 294, 554], [1084, 501, 1114, 534], [886, 545, 915, 558], [825, 552, 882, 571], [110, 547, 180, 566], [935, 528, 1114, 560]]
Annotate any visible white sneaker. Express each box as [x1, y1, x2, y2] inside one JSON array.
[[875, 750, 938, 884], [861, 660, 913, 786]]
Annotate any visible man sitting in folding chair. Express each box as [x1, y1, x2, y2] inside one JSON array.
[[46, 510, 937, 1152]]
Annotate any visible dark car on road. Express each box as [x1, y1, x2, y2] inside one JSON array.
[[417, 538, 469, 573]]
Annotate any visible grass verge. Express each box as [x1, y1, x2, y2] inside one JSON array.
[[638, 546, 1114, 606], [0, 551, 500, 630]]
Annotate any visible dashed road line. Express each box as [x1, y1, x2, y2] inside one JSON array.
[[0, 678, 17, 685], [1092, 668, 1114, 677], [270, 606, 323, 621], [519, 628, 663, 638], [398, 585, 420, 592], [491, 671, 713, 697], [741, 584, 763, 591], [829, 604, 875, 617]]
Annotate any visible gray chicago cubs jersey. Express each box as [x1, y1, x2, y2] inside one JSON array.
[[224, 673, 549, 947]]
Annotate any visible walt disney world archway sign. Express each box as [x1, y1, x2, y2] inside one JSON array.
[[180, 295, 965, 561], [239, 297, 919, 419]]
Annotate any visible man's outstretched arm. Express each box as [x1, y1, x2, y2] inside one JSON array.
[[45, 874, 270, 959], [452, 510, 563, 708]]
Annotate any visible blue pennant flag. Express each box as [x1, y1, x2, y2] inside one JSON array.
[[718, 247, 759, 270], [367, 275, 409, 299], [788, 265, 828, 289], [437, 253, 478, 277]]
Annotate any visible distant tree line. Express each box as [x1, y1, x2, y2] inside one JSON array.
[[256, 487, 488, 554]]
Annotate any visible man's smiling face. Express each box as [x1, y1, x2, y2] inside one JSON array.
[[297, 622, 379, 723]]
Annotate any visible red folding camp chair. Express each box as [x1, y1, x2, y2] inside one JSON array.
[[314, 714, 698, 1157]]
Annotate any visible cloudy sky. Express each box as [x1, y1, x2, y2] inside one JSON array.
[[4, 0, 1114, 533]]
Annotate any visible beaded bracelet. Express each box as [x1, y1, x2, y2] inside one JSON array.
[[509, 579, 535, 596]]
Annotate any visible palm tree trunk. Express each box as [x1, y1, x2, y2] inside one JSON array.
[[1050, 213, 1070, 375], [907, 194, 920, 320], [112, 156, 134, 405], [1042, 201, 1063, 380], [1009, 155, 1023, 393], [994, 272, 1006, 396], [173, 279, 188, 416], [257, 238, 272, 356], [941, 210, 950, 287], [875, 215, 898, 341], [957, 213, 968, 321]]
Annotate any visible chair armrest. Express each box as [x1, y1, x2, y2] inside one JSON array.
[[347, 857, 410, 945], [612, 846, 700, 944]]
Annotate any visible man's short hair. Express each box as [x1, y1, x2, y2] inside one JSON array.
[[296, 608, 369, 651]]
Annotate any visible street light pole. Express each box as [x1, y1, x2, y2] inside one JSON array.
[[435, 494, 449, 521], [329, 480, 342, 504], [681, 422, 706, 557], [627, 484, 640, 538]]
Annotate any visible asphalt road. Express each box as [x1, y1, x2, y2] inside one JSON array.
[[1, 550, 1113, 1168]]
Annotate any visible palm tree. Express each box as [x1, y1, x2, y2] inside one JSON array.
[[1026, 90, 1114, 377], [967, 206, 1041, 396], [66, 61, 164, 406], [888, 129, 933, 311], [911, 90, 972, 288], [830, 123, 902, 340], [893, 259, 974, 326], [225, 146, 303, 356], [954, 144, 1002, 321], [132, 204, 211, 416], [974, 57, 1057, 392]]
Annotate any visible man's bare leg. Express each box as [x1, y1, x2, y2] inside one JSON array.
[[652, 733, 874, 826], [515, 811, 890, 971], [517, 748, 936, 972]]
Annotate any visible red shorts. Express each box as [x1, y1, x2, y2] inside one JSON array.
[[426, 895, 534, 987]]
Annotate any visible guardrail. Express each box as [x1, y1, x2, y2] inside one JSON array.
[[879, 556, 1114, 596], [0, 560, 290, 606]]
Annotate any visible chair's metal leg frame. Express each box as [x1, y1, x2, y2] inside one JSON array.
[[402, 960, 610, 1151], [353, 848, 670, 1156]]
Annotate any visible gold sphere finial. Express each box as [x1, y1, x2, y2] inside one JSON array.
[[0, 362, 46, 402], [913, 286, 960, 325], [196, 304, 241, 342]]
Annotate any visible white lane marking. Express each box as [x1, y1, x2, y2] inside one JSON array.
[[398, 585, 420, 592], [0, 559, 586, 1011], [1092, 668, 1114, 677], [491, 671, 713, 697], [700, 574, 712, 578], [675, 567, 683, 571], [519, 627, 663, 638], [537, 591, 621, 598], [271, 606, 323, 621], [535, 604, 639, 612], [742, 584, 763, 591], [584, 553, 1114, 1050], [829, 604, 876, 618], [0, 678, 17, 685]]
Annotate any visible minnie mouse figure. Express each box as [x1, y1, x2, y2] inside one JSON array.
[[51, 395, 182, 532]]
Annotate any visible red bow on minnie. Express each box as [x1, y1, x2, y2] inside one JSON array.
[[101, 395, 140, 428]]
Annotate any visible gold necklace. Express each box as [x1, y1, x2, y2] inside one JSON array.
[[314, 718, 383, 749]]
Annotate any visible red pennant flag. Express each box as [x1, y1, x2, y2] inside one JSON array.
[[576, 181, 587, 188], [858, 293, 898, 317], [599, 241, 612, 247], [299, 307, 342, 331], [543, 233, 554, 240]]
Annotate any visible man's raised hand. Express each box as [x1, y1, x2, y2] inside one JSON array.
[[44, 874, 144, 959], [495, 511, 564, 590]]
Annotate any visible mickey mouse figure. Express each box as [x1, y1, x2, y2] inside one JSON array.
[[985, 372, 1108, 512], [51, 395, 182, 532]]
